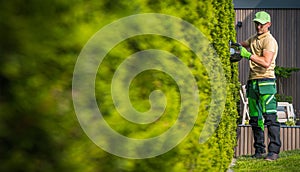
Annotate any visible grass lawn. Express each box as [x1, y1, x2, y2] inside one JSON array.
[[230, 149, 300, 172]]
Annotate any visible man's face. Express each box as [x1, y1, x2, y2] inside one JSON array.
[[254, 21, 271, 35]]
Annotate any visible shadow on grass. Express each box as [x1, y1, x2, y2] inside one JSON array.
[[231, 149, 300, 172]]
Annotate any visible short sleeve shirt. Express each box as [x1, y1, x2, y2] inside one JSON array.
[[245, 31, 278, 80]]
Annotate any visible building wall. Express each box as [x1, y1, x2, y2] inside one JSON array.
[[235, 9, 300, 115]]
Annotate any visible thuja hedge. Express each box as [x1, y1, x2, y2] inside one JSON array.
[[92, 0, 239, 171], [0, 0, 239, 171]]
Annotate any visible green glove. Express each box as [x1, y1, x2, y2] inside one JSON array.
[[239, 46, 252, 60]]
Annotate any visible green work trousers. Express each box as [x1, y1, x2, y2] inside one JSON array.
[[247, 79, 281, 154]]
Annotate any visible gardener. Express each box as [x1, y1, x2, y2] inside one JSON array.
[[239, 11, 281, 161]]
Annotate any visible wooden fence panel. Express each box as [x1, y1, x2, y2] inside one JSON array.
[[235, 125, 300, 157]]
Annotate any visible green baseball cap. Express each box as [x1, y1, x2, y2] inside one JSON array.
[[253, 11, 271, 24]]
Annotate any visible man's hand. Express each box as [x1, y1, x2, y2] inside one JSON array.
[[239, 46, 252, 60]]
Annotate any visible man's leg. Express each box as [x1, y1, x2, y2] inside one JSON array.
[[249, 117, 266, 155], [264, 115, 281, 154], [247, 80, 266, 157], [258, 80, 281, 160]]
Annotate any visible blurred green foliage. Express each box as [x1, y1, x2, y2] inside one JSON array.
[[0, 0, 239, 171], [275, 66, 300, 79], [275, 66, 300, 103]]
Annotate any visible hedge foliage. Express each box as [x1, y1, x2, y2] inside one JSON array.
[[0, 0, 239, 171]]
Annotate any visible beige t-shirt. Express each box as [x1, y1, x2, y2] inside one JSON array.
[[245, 31, 278, 80]]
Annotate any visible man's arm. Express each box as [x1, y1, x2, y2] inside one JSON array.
[[249, 50, 274, 68], [240, 41, 249, 48], [239, 41, 274, 68]]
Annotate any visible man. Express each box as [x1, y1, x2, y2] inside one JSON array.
[[239, 11, 281, 161]]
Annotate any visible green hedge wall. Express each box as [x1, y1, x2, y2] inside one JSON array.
[[0, 0, 239, 171]]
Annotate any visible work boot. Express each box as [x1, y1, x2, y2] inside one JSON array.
[[265, 152, 279, 161], [251, 152, 266, 159]]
